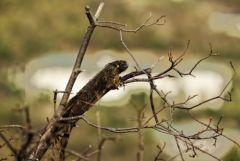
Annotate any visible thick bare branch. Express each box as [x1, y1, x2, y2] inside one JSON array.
[[57, 3, 104, 117]]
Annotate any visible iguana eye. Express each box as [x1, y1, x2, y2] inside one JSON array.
[[118, 60, 128, 72]]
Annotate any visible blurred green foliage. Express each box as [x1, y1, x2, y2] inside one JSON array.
[[0, 0, 240, 160], [223, 147, 240, 161], [1, 0, 240, 67]]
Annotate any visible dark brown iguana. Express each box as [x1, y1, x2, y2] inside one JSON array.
[[63, 60, 128, 117], [59, 60, 128, 160]]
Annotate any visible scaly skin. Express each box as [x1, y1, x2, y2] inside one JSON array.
[[63, 60, 128, 117]]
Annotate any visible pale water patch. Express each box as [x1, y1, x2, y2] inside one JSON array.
[[181, 70, 225, 108], [16, 50, 232, 109], [31, 67, 73, 91]]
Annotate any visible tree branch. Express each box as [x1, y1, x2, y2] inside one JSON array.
[[57, 2, 105, 117]]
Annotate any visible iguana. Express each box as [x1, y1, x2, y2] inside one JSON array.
[[59, 60, 128, 160], [62, 60, 128, 117]]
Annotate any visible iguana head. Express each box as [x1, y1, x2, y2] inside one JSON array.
[[108, 60, 128, 73]]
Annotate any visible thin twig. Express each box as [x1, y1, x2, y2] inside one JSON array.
[[97, 15, 166, 33], [97, 137, 116, 161], [18, 106, 34, 160], [136, 106, 145, 161], [0, 132, 18, 159], [0, 125, 26, 130], [174, 136, 185, 161], [154, 143, 166, 161], [94, 2, 105, 20], [120, 30, 141, 70], [65, 149, 89, 161], [148, 73, 159, 123]]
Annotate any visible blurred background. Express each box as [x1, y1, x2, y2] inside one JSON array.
[[0, 0, 240, 160]]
